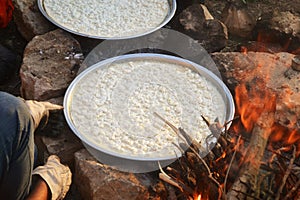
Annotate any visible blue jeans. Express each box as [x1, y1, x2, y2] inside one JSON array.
[[0, 91, 35, 200]]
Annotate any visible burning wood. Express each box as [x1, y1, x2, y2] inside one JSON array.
[[227, 79, 277, 199], [228, 78, 299, 199], [155, 76, 299, 199], [155, 112, 241, 199]]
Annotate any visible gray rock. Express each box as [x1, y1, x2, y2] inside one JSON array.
[[270, 11, 300, 40], [20, 29, 83, 101], [221, 2, 256, 38], [171, 4, 228, 53], [254, 10, 300, 52], [74, 149, 157, 200], [12, 0, 55, 41]]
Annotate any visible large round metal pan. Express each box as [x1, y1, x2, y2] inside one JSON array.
[[37, 0, 176, 40], [63, 53, 235, 173]]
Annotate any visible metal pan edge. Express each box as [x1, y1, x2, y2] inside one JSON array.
[[37, 0, 177, 40]]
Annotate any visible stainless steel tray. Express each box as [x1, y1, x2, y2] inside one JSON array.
[[63, 53, 235, 172], [37, 0, 176, 40]]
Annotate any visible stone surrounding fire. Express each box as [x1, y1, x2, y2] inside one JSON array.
[[12, 0, 55, 41], [74, 149, 159, 200], [270, 11, 300, 40], [212, 52, 300, 132], [170, 3, 228, 52], [20, 29, 82, 101], [221, 1, 256, 38]]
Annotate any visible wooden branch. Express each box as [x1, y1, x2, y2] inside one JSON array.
[[283, 179, 300, 200], [158, 162, 184, 192], [224, 136, 242, 193], [158, 162, 195, 196], [278, 146, 297, 200], [159, 173, 183, 192], [188, 145, 224, 200], [155, 112, 227, 199], [227, 109, 275, 199]]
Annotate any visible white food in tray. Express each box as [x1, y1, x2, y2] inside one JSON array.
[[43, 0, 170, 37], [69, 58, 226, 158]]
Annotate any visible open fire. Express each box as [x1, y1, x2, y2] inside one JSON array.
[[158, 42, 299, 199]]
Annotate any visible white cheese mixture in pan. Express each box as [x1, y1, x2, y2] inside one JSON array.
[[70, 58, 226, 158], [43, 0, 170, 37]]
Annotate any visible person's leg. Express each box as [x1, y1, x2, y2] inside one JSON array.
[[0, 91, 35, 200]]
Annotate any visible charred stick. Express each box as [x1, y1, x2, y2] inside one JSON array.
[[172, 142, 186, 155], [275, 157, 299, 187], [201, 115, 210, 127], [275, 151, 299, 186], [154, 112, 231, 199], [283, 178, 300, 200], [158, 162, 184, 192], [217, 135, 229, 151], [188, 144, 224, 199], [165, 167, 188, 187], [230, 189, 261, 200], [159, 162, 195, 196], [159, 172, 194, 196], [224, 136, 242, 193], [269, 147, 300, 167], [159, 173, 183, 192], [275, 145, 297, 200]]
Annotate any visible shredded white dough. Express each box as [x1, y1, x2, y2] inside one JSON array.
[[43, 0, 170, 37], [70, 57, 226, 158]]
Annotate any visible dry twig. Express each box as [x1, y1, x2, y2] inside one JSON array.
[[276, 145, 297, 200], [155, 112, 226, 199], [224, 135, 242, 193], [283, 179, 300, 200]]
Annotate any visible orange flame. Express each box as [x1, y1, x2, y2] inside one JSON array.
[[195, 194, 201, 200], [193, 192, 210, 200], [287, 130, 300, 144], [255, 31, 291, 53], [216, 152, 226, 163], [269, 124, 300, 156], [234, 80, 276, 132], [235, 78, 300, 155], [236, 44, 300, 156]]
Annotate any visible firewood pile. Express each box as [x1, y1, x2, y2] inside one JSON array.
[[157, 78, 300, 200]]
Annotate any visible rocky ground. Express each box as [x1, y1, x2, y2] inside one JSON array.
[[0, 0, 299, 199], [1, 0, 299, 94]]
